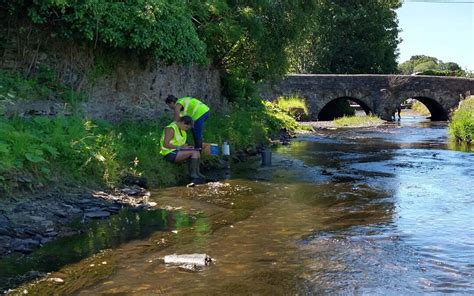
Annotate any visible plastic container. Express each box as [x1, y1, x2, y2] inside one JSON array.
[[210, 144, 219, 156], [222, 141, 230, 156]]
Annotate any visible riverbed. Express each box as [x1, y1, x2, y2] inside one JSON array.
[[4, 116, 474, 294]]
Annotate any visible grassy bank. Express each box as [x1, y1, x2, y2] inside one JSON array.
[[274, 96, 309, 121], [411, 100, 430, 116], [0, 99, 298, 192], [333, 115, 383, 127], [449, 96, 474, 143]]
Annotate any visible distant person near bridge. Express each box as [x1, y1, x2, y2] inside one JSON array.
[[392, 104, 402, 121], [165, 95, 210, 150]]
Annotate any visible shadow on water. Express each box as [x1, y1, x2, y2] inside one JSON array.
[[0, 208, 194, 292], [4, 116, 474, 294]]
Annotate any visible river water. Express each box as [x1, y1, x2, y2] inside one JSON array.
[[4, 117, 474, 295]]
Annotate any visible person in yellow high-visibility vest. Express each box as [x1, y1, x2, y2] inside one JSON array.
[[165, 95, 210, 150], [160, 116, 204, 179]]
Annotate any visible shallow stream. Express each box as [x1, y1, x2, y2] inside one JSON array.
[[3, 116, 473, 294]]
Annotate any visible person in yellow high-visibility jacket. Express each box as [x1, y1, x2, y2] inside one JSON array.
[[165, 95, 209, 150], [159, 116, 204, 179]]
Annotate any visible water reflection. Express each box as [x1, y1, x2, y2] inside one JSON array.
[[0, 209, 194, 291], [7, 117, 474, 294]]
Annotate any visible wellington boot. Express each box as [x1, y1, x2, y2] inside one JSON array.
[[189, 158, 202, 180], [196, 159, 207, 179]]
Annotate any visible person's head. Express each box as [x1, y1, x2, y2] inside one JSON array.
[[177, 115, 193, 130], [165, 95, 177, 109]]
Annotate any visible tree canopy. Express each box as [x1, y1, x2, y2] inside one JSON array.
[[398, 55, 463, 75], [288, 0, 401, 74], [1, 0, 406, 98]]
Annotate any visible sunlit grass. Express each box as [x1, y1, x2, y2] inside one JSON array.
[[449, 96, 474, 143], [274, 96, 308, 120], [411, 100, 430, 116], [333, 115, 383, 127]]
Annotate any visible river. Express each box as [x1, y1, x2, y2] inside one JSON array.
[[3, 116, 474, 295]]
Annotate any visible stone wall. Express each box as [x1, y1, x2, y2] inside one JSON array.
[[259, 74, 474, 121], [0, 26, 222, 121]]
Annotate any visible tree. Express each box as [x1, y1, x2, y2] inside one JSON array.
[[398, 55, 465, 76], [288, 0, 401, 74], [189, 0, 316, 82]]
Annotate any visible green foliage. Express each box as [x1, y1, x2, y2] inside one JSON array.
[[0, 100, 299, 190], [275, 96, 309, 121], [288, 0, 401, 74], [449, 97, 474, 143], [0, 69, 85, 103], [398, 55, 466, 76], [204, 99, 299, 149], [333, 115, 382, 127], [7, 0, 207, 65], [189, 0, 315, 89]]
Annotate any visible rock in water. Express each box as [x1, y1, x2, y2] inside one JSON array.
[[163, 254, 213, 266]]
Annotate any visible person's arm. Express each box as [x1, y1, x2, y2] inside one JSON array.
[[163, 128, 181, 150], [173, 104, 182, 122]]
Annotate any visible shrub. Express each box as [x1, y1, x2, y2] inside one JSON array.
[[449, 97, 474, 143]]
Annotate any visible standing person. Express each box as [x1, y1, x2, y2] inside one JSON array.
[[160, 116, 204, 179], [165, 95, 209, 150], [397, 104, 402, 120]]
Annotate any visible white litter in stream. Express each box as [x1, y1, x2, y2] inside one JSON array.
[[163, 253, 213, 266]]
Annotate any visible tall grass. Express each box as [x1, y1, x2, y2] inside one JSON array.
[[274, 96, 308, 120], [449, 96, 474, 143], [0, 100, 299, 191], [333, 115, 383, 127]]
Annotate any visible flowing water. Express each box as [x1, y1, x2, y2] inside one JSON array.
[[4, 117, 474, 295]]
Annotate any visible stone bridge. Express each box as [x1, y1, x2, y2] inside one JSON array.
[[259, 74, 474, 121]]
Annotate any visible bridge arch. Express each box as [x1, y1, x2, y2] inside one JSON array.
[[409, 96, 449, 121], [259, 74, 474, 122], [318, 96, 372, 121]]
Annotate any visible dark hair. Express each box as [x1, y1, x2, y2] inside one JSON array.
[[165, 95, 177, 104], [179, 115, 193, 126]]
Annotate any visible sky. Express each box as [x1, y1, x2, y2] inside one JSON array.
[[396, 0, 474, 71]]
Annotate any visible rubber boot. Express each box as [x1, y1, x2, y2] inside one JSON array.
[[189, 158, 202, 180], [196, 158, 206, 179]]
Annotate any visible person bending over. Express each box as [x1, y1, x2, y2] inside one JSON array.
[[165, 95, 209, 150], [159, 116, 205, 179]]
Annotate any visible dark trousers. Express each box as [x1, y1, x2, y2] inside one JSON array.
[[192, 111, 209, 149]]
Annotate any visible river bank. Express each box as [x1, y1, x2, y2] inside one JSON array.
[[5, 116, 473, 295]]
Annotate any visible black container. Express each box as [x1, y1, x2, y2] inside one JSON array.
[[261, 148, 272, 166]]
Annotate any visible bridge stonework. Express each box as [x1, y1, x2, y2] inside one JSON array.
[[259, 75, 474, 121]]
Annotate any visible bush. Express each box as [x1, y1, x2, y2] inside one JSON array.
[[0, 69, 85, 103], [6, 1, 206, 65], [449, 97, 474, 143], [275, 96, 309, 121]]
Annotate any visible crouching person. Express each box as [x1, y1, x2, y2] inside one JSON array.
[[159, 116, 205, 180]]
